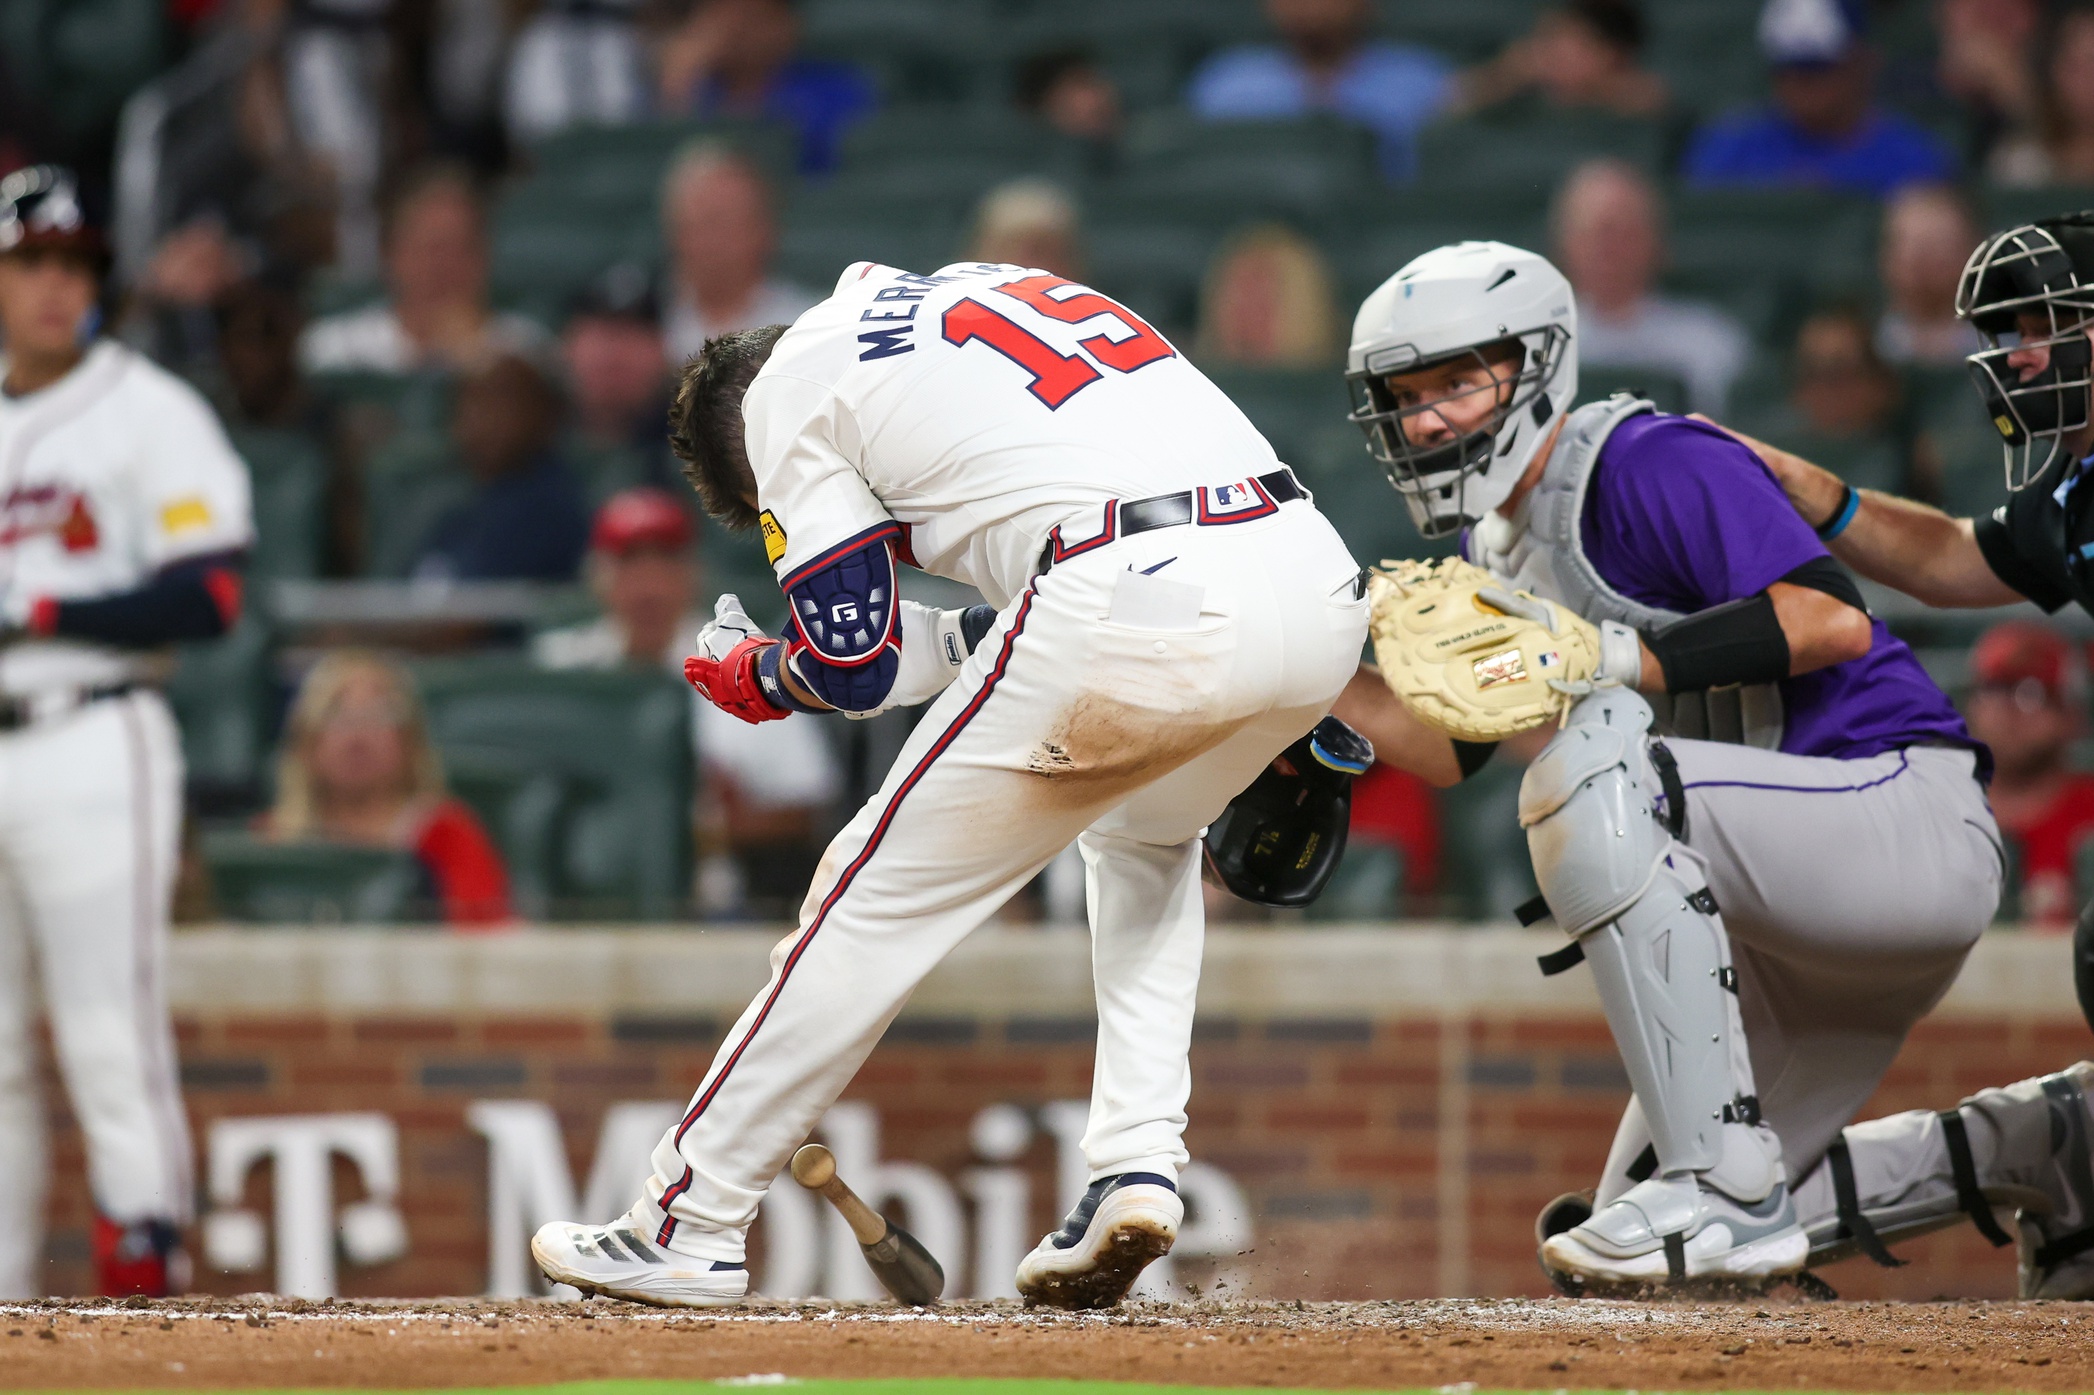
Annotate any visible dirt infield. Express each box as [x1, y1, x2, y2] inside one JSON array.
[[3, 1296, 2094, 1393]]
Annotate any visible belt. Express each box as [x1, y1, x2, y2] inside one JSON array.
[[0, 682, 138, 732], [1036, 467, 1307, 574]]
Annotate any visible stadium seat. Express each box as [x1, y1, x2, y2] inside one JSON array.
[[202, 832, 426, 924], [1110, 115, 1380, 221], [1306, 842, 1405, 921], [409, 661, 696, 920], [1435, 755, 1540, 921], [1201, 367, 1351, 465], [798, 0, 991, 103], [360, 432, 473, 580], [1083, 216, 1230, 340], [1905, 365, 2010, 520], [165, 614, 275, 808], [1668, 190, 1879, 300], [1336, 212, 1550, 306], [1576, 366, 1691, 416], [1412, 113, 1668, 204], [525, 118, 799, 194], [229, 425, 327, 582]]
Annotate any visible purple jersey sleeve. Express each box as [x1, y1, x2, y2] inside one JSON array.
[[1580, 414, 1826, 613], [1579, 412, 1981, 766]]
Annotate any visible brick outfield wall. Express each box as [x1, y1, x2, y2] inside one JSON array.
[[32, 1006, 2094, 1302]]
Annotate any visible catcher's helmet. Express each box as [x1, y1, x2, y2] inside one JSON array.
[[1203, 716, 1374, 909], [1955, 211, 2094, 491], [1346, 241, 1578, 539], [0, 165, 105, 267]]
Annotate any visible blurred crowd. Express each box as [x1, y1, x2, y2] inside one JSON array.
[[8, 0, 2094, 925]]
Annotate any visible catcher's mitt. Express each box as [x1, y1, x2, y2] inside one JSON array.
[[1368, 557, 1619, 742]]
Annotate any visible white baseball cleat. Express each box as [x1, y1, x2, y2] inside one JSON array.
[[531, 1211, 748, 1307], [1015, 1172, 1181, 1310], [1541, 1174, 1807, 1290]]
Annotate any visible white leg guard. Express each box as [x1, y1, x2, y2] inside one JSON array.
[[1524, 691, 1801, 1289], [1521, 688, 1775, 1190]]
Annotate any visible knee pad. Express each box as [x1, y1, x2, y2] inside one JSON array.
[[1519, 689, 1667, 936]]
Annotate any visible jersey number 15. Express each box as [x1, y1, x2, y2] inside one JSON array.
[[941, 274, 1175, 409]]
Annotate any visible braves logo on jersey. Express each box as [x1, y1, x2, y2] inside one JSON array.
[[0, 484, 99, 552]]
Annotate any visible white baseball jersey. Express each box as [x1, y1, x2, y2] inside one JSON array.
[[0, 340, 255, 693], [746, 261, 1287, 609]]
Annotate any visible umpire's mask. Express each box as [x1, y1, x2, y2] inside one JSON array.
[[1957, 213, 2094, 491]]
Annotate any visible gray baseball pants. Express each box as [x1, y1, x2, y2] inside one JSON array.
[[1592, 740, 2003, 1217]]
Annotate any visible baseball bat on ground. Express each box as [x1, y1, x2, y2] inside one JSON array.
[[789, 1143, 945, 1305]]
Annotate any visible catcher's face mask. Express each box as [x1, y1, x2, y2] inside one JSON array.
[[1957, 220, 2094, 491], [1346, 327, 1570, 539]]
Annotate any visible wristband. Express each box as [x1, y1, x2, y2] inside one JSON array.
[[756, 641, 829, 715], [1815, 484, 1860, 541]]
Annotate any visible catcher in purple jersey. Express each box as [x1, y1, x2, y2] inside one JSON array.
[[1329, 240, 2062, 1296]]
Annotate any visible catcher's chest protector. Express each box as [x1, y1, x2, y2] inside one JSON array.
[[1467, 395, 1785, 750]]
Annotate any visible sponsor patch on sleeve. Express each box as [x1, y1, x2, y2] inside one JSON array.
[[159, 495, 213, 535], [759, 509, 788, 565]]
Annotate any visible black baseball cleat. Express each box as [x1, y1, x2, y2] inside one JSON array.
[[1015, 1172, 1181, 1310]]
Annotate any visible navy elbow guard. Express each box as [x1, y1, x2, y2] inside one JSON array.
[[781, 525, 903, 713]]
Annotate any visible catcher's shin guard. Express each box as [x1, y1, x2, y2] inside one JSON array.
[[1520, 689, 1772, 1189], [1802, 1062, 2094, 1297]]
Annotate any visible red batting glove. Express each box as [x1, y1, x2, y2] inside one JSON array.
[[684, 636, 791, 724]]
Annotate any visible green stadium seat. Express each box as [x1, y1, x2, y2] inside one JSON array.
[[1412, 113, 1668, 205], [202, 832, 426, 924], [1668, 190, 1879, 299], [308, 369, 454, 442], [1906, 365, 2011, 520], [165, 615, 275, 802], [1112, 115, 1380, 221], [1336, 212, 1550, 305], [410, 662, 696, 920], [526, 119, 800, 194], [1576, 366, 1691, 416], [1306, 842, 1406, 921], [1436, 755, 1539, 921], [228, 425, 326, 581], [1201, 367, 1351, 465], [799, 0, 991, 102], [1983, 187, 2094, 234], [360, 431, 473, 580], [1399, 0, 1549, 63], [776, 215, 964, 286]]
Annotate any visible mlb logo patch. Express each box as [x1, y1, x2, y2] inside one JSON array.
[[1197, 478, 1279, 525], [1537, 650, 1561, 669]]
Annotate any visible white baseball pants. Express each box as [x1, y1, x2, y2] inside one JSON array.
[[0, 690, 191, 1296], [641, 504, 1368, 1261]]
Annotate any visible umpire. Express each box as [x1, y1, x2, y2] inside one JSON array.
[[1729, 209, 2094, 1028]]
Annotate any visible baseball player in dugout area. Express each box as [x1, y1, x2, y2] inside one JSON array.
[[0, 166, 254, 1298], [1335, 238, 2094, 1300], [531, 260, 1371, 1308]]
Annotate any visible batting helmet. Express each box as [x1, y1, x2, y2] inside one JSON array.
[[0, 165, 105, 266], [1203, 716, 1374, 909]]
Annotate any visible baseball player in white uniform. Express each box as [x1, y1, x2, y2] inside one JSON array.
[[0, 167, 254, 1296], [532, 260, 1369, 1307]]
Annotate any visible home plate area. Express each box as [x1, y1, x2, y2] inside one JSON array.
[[3, 1296, 2092, 1393]]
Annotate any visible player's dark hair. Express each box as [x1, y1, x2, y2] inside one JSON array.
[[669, 325, 786, 532]]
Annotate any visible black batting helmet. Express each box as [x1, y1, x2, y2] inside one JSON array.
[[0, 165, 106, 268], [1203, 716, 1375, 909]]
